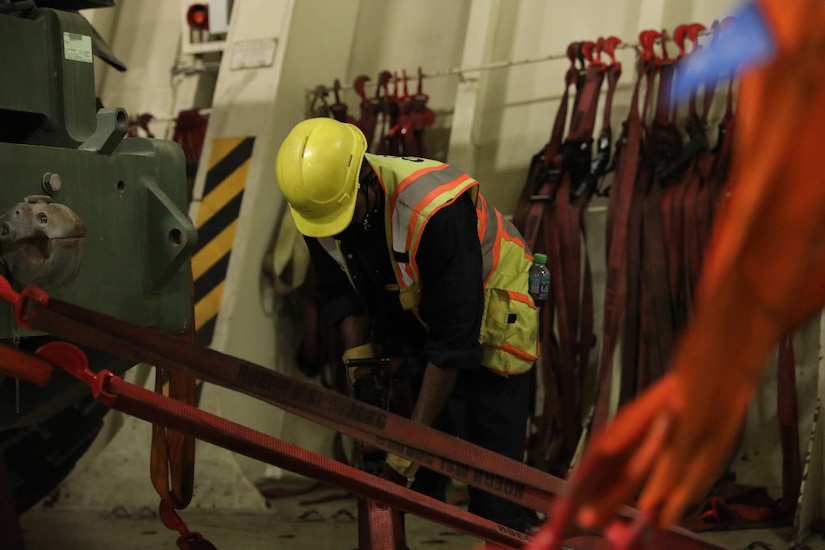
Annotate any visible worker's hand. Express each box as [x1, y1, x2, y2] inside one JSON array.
[[380, 453, 418, 488], [380, 463, 411, 487], [563, 367, 754, 533]]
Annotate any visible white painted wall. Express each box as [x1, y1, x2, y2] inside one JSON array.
[[83, 0, 739, 212]]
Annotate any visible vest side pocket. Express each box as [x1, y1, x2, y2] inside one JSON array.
[[479, 287, 539, 375], [398, 281, 421, 310]]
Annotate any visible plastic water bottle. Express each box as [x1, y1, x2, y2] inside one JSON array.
[[528, 253, 551, 307]]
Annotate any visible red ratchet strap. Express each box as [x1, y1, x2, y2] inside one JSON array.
[[151, 365, 197, 510], [0, 280, 566, 516], [513, 41, 579, 246], [639, 32, 679, 393], [34, 338, 205, 547], [543, 50, 586, 464], [614, 58, 649, 408], [513, 43, 581, 470], [359, 498, 407, 550], [0, 342, 52, 387], [590, 53, 645, 432], [329, 78, 358, 125], [158, 501, 217, 550], [0, 277, 724, 550], [384, 71, 412, 157], [381, 71, 403, 157], [373, 70, 395, 155], [354, 74, 381, 147], [707, 20, 737, 207], [679, 23, 713, 314], [31, 340, 528, 549], [593, 37, 622, 195], [396, 70, 418, 156], [550, 43, 606, 462], [409, 67, 435, 157], [692, 30, 717, 281], [171, 109, 208, 169], [569, 36, 623, 448]]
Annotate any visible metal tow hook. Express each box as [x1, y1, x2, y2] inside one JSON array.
[[159, 501, 218, 550], [0, 195, 86, 290]]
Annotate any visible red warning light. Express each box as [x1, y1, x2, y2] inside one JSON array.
[[186, 4, 210, 31]]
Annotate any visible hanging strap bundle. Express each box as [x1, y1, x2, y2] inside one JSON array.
[[586, 22, 803, 533], [172, 109, 209, 177], [149, 324, 204, 549], [513, 39, 620, 473], [590, 48, 646, 434]]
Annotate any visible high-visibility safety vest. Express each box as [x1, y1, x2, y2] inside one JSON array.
[[319, 154, 539, 375]]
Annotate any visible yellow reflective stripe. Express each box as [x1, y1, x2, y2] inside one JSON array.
[[406, 175, 475, 253], [195, 280, 225, 330], [195, 160, 249, 227], [206, 137, 244, 171], [500, 342, 538, 362], [193, 136, 255, 347], [191, 219, 238, 280]]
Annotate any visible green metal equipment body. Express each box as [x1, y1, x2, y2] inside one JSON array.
[[0, 2, 197, 512]]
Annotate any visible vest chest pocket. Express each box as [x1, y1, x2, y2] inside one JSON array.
[[479, 287, 539, 375]]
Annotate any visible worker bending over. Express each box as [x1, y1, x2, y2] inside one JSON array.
[[275, 118, 539, 531]]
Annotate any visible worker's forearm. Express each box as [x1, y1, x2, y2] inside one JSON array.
[[410, 362, 459, 426]]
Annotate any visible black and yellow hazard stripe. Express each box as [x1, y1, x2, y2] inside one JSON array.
[[192, 136, 256, 346]]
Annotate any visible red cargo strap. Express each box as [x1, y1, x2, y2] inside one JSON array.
[[158, 501, 218, 550], [573, 48, 621, 417], [513, 42, 581, 246], [0, 278, 724, 550], [615, 53, 658, 409], [551, 60, 606, 461], [172, 109, 208, 171], [354, 74, 381, 147], [359, 498, 407, 550], [329, 79, 358, 125], [373, 70, 395, 155], [150, 367, 197, 506], [515, 44, 581, 470], [0, 342, 52, 387], [638, 56, 679, 393], [34, 341, 530, 549], [17, 287, 567, 511], [408, 68, 436, 157], [590, 55, 645, 432]]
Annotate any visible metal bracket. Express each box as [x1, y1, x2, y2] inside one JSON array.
[[79, 108, 129, 154], [143, 177, 198, 293]]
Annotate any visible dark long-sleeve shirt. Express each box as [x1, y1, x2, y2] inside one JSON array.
[[305, 192, 483, 370]]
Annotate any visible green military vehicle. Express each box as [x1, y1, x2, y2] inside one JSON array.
[[0, 0, 197, 513]]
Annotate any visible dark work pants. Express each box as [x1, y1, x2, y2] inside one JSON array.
[[409, 365, 532, 532]]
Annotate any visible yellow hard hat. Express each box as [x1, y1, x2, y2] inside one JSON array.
[[275, 118, 368, 238]]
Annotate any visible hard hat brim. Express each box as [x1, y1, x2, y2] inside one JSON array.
[[288, 188, 357, 238]]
